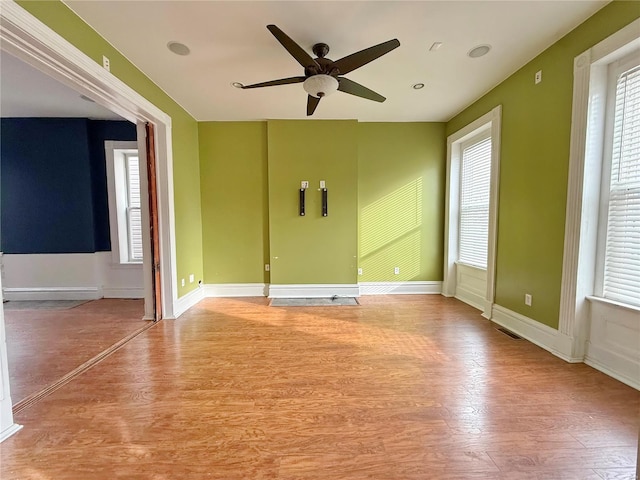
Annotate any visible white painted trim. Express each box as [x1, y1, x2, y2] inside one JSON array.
[[358, 281, 442, 295], [3, 287, 102, 301], [559, 18, 640, 361], [443, 106, 501, 320], [204, 283, 269, 298], [174, 286, 204, 318], [102, 288, 144, 299], [0, 0, 177, 319], [0, 423, 22, 443], [455, 287, 485, 311], [491, 305, 580, 363], [269, 284, 359, 299], [584, 350, 640, 391]]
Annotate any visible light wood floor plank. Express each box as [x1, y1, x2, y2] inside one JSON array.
[[1, 296, 637, 479]]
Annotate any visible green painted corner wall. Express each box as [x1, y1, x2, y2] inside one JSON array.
[[199, 122, 269, 284], [446, 1, 640, 328], [358, 123, 446, 282], [268, 120, 358, 285], [17, 1, 204, 298]]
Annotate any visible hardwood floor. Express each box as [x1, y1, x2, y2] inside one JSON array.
[[1, 296, 637, 479], [5, 298, 146, 404]]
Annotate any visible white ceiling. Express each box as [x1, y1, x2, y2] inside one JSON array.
[[64, 0, 607, 122], [0, 50, 123, 120]]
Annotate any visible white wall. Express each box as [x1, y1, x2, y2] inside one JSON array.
[[2, 252, 143, 300], [455, 263, 487, 311]]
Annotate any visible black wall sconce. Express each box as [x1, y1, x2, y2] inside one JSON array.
[[299, 188, 306, 216], [321, 188, 328, 216]]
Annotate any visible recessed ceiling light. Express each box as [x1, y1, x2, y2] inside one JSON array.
[[429, 42, 443, 51], [412, 83, 425, 90], [231, 82, 244, 89], [167, 41, 190, 56], [468, 45, 491, 58]]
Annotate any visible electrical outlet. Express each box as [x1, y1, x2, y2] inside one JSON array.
[[301, 181, 309, 189], [189, 274, 194, 283], [394, 267, 400, 275], [265, 264, 270, 272], [320, 180, 326, 189], [535, 70, 542, 84], [358, 268, 363, 275], [525, 293, 532, 306], [181, 278, 185, 287], [102, 55, 110, 71]]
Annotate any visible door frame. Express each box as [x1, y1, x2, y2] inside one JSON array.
[[0, 1, 178, 319]]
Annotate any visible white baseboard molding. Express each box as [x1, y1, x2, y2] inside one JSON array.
[[204, 283, 268, 298], [0, 423, 22, 443], [455, 287, 485, 311], [3, 287, 102, 301], [585, 343, 640, 391], [359, 281, 442, 295], [102, 287, 144, 299], [173, 285, 205, 318], [491, 304, 575, 361], [269, 284, 359, 298]]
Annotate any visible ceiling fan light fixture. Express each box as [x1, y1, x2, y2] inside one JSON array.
[[303, 74, 339, 98], [231, 82, 244, 88]]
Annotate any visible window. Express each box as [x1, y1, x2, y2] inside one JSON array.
[[458, 132, 492, 269], [105, 141, 143, 264], [124, 153, 143, 262], [597, 56, 640, 307]]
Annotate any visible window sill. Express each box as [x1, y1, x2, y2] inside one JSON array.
[[586, 295, 640, 313], [454, 261, 487, 273]]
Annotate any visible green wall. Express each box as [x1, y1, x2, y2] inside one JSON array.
[[358, 123, 446, 282], [17, 1, 204, 298], [199, 123, 269, 284], [268, 120, 358, 285], [446, 1, 640, 328]]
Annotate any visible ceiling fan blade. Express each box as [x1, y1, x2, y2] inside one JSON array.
[[333, 39, 400, 75], [307, 95, 321, 116], [267, 25, 320, 71], [338, 77, 386, 102], [241, 76, 306, 89]]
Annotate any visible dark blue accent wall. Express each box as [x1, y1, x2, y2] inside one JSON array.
[[87, 120, 137, 251], [0, 118, 136, 254]]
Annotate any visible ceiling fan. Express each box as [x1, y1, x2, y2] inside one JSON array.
[[239, 25, 400, 116]]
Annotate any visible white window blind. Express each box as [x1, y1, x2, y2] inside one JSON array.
[[459, 135, 492, 269], [125, 154, 143, 262], [603, 64, 640, 307]]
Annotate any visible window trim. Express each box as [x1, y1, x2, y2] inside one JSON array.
[[104, 140, 142, 266], [558, 18, 640, 360], [458, 129, 492, 270], [444, 105, 502, 319]]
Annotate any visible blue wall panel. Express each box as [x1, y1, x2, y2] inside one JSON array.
[[1, 118, 136, 254]]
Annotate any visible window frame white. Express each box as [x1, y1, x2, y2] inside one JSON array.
[[458, 130, 492, 270], [105, 141, 143, 265], [594, 53, 640, 306], [443, 105, 502, 319], [559, 18, 640, 363]]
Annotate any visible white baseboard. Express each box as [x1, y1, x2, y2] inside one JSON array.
[[173, 285, 205, 318], [455, 287, 485, 311], [102, 287, 144, 299], [203, 283, 268, 298], [490, 304, 568, 359], [585, 343, 640, 391], [269, 284, 359, 298], [0, 423, 22, 443], [3, 287, 102, 301], [359, 281, 442, 295]]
